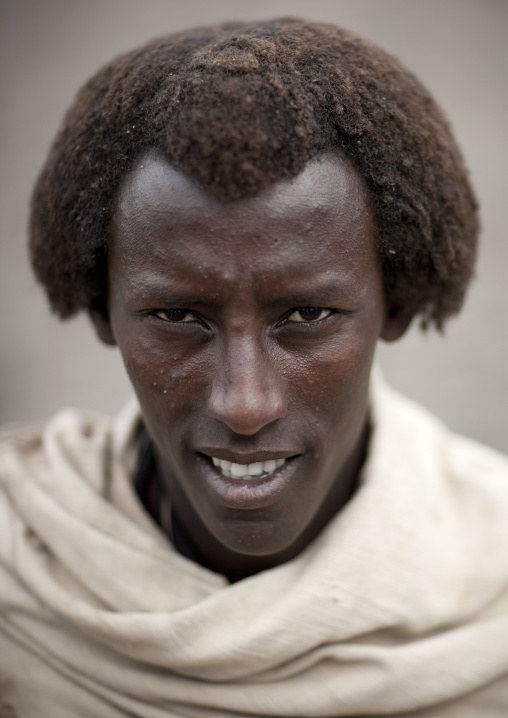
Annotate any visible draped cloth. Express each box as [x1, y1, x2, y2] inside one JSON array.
[[1, 374, 508, 718]]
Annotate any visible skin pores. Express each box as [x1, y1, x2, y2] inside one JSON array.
[[92, 149, 405, 580]]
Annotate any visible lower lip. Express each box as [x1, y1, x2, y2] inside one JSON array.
[[197, 455, 298, 510]]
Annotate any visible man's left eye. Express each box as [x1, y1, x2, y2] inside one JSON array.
[[154, 309, 195, 322], [287, 307, 332, 323]]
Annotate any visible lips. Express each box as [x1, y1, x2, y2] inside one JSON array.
[[211, 456, 286, 480], [196, 452, 300, 510]]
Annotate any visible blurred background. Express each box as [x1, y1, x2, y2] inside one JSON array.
[[1, 0, 507, 452]]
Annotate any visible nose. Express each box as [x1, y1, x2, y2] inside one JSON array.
[[206, 331, 287, 435]]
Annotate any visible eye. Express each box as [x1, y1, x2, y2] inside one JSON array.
[[154, 309, 195, 323], [287, 307, 333, 323]]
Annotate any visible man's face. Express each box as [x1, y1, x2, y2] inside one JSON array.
[[100, 150, 397, 564]]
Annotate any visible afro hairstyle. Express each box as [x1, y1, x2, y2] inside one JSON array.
[[29, 17, 479, 329]]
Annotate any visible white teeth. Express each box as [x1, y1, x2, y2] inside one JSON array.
[[210, 457, 287, 480], [213, 458, 231, 473], [247, 462, 263, 476], [230, 462, 246, 478]]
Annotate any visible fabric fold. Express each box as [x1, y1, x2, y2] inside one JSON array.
[[1, 373, 508, 716]]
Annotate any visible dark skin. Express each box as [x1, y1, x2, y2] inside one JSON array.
[[91, 149, 410, 581]]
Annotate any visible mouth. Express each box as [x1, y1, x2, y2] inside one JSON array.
[[196, 452, 300, 510], [211, 456, 286, 480]]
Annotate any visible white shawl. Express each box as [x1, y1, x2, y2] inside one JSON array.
[[1, 374, 508, 717]]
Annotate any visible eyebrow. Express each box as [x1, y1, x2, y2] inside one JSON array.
[[127, 289, 220, 307], [263, 288, 350, 308], [124, 272, 361, 307]]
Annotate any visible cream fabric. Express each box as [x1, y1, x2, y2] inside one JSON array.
[[1, 374, 508, 717]]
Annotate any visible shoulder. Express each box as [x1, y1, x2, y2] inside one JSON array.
[[0, 408, 113, 489], [0, 401, 142, 555], [369, 370, 508, 533], [370, 369, 508, 478], [0, 409, 108, 557], [0, 398, 141, 483]]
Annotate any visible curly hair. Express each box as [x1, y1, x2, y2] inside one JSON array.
[[29, 17, 479, 328]]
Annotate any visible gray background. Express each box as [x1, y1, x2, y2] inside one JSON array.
[[1, 0, 507, 452]]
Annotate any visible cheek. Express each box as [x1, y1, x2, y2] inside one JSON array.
[[282, 323, 377, 413], [116, 330, 212, 423]]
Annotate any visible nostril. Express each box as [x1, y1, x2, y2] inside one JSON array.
[[207, 403, 285, 435], [206, 380, 286, 435]]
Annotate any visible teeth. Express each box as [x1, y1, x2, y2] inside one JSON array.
[[211, 457, 286, 480], [247, 462, 263, 476], [230, 462, 246, 478]]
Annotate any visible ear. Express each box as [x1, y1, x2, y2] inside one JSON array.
[[380, 303, 413, 343], [88, 298, 117, 346]]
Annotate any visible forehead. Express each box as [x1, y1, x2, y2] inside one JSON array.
[[110, 149, 378, 281]]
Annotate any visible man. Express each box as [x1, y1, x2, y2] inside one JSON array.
[[1, 18, 507, 717]]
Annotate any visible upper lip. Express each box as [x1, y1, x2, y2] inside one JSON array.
[[196, 448, 300, 464]]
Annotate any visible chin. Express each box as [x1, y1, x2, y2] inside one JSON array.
[[209, 514, 305, 558]]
